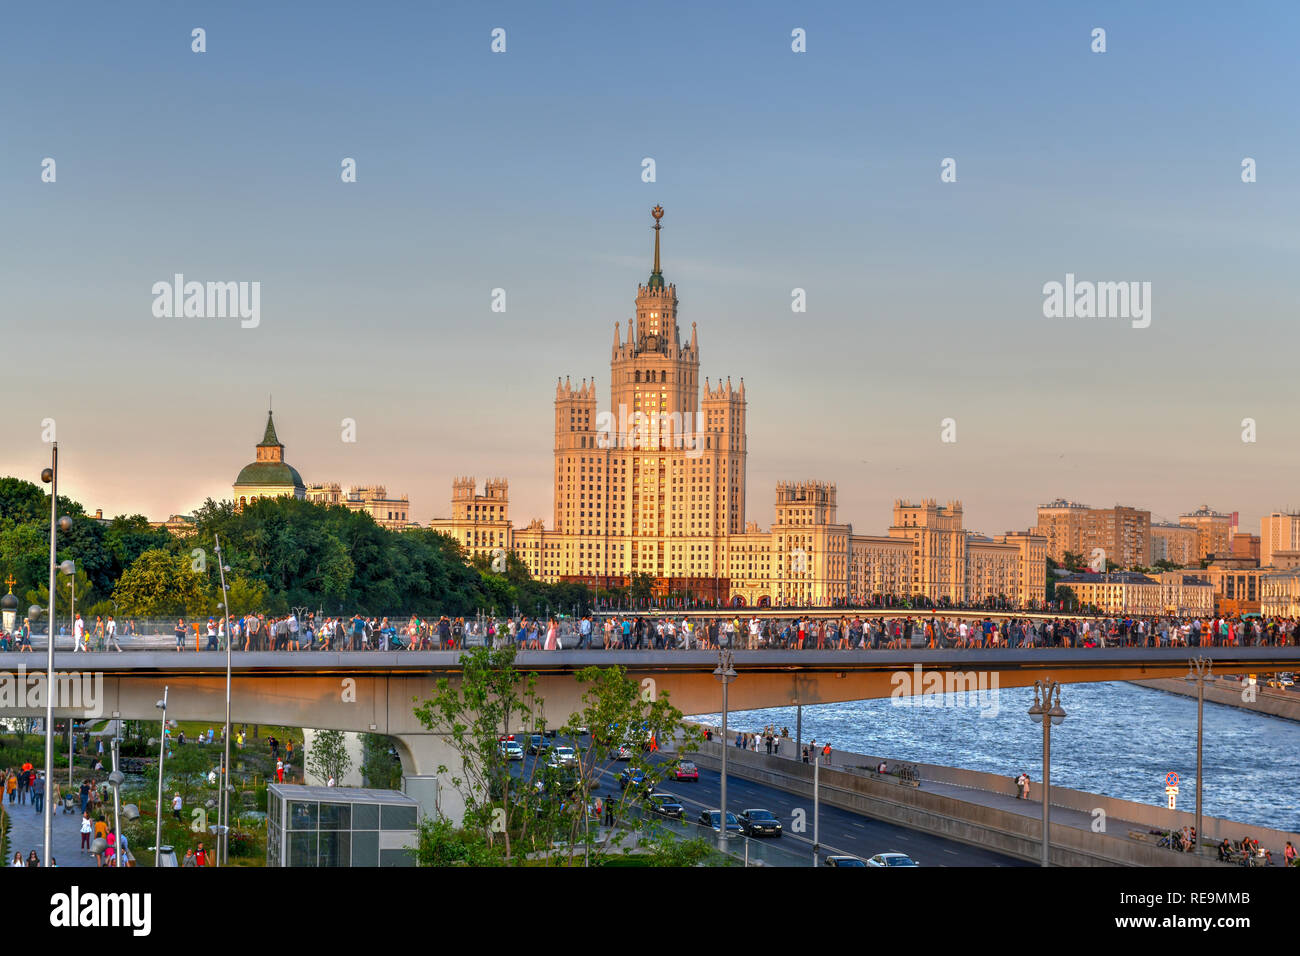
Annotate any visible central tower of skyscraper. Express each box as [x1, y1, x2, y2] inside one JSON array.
[[550, 207, 747, 596]]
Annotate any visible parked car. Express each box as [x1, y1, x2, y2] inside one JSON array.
[[644, 792, 686, 820], [697, 810, 743, 834], [672, 761, 699, 782], [866, 852, 919, 867], [737, 808, 782, 837], [824, 855, 867, 867], [610, 745, 633, 761], [551, 746, 577, 766], [526, 734, 549, 756]]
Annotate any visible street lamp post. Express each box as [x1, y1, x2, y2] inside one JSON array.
[[1185, 657, 1212, 853], [712, 643, 737, 854], [812, 754, 821, 866], [213, 535, 233, 866], [39, 447, 74, 867], [1027, 679, 1067, 867], [154, 687, 169, 867], [109, 736, 124, 867]]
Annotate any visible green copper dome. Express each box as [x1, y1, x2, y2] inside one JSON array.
[[234, 461, 304, 488]]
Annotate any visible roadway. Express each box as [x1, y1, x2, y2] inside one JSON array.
[[515, 741, 1025, 866]]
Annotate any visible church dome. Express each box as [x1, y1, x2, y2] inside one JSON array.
[[234, 461, 304, 488], [232, 410, 305, 493], [0, 592, 17, 611]]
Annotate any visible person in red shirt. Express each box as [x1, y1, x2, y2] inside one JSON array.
[[195, 843, 207, 867], [276, 759, 284, 783]]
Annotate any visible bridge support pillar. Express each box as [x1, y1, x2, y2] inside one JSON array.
[[391, 734, 467, 827]]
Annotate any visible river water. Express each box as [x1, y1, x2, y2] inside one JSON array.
[[694, 681, 1300, 833]]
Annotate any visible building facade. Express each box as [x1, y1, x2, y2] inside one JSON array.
[[1150, 523, 1198, 567], [1261, 511, 1300, 567], [307, 483, 414, 530], [1034, 499, 1151, 568], [428, 210, 1045, 607], [1178, 505, 1232, 561]]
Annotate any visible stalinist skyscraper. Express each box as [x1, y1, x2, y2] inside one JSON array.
[[547, 205, 747, 598], [430, 209, 1047, 608]]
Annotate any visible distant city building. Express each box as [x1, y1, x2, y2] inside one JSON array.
[[233, 411, 305, 509], [148, 514, 197, 537], [1198, 560, 1265, 616], [1230, 532, 1260, 564], [1150, 523, 1197, 567], [1056, 571, 1211, 616], [1261, 569, 1300, 618], [307, 483, 413, 530], [428, 209, 1046, 607], [1260, 511, 1300, 567], [1033, 499, 1151, 568], [1178, 505, 1232, 561]]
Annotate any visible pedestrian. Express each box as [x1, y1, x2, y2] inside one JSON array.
[[172, 792, 182, 822], [32, 772, 44, 813], [276, 759, 284, 783], [182, 848, 196, 866], [195, 843, 208, 867], [80, 811, 92, 852], [174, 618, 187, 653], [822, 742, 832, 765], [106, 615, 122, 652]]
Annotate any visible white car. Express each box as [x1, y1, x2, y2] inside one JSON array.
[[552, 746, 577, 766], [866, 852, 918, 867], [499, 739, 523, 761]]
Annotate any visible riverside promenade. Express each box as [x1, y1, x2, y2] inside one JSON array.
[[687, 724, 1295, 867]]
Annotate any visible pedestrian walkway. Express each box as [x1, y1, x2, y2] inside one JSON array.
[[3, 794, 97, 867]]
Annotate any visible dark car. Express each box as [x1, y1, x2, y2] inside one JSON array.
[[526, 734, 550, 756], [824, 855, 867, 867], [737, 808, 782, 837], [698, 810, 743, 834], [644, 792, 686, 820]]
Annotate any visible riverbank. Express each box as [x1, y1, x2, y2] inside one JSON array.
[[686, 722, 1295, 867], [1131, 676, 1300, 722]]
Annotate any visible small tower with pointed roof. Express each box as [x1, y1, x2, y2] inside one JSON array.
[[232, 409, 306, 510]]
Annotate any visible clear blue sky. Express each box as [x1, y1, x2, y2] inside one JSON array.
[[2, 1, 1297, 534]]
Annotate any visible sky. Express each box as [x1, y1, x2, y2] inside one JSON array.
[[1, 1, 1298, 536]]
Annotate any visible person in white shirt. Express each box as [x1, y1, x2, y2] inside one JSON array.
[[73, 614, 85, 653], [749, 618, 760, 649], [105, 615, 122, 653]]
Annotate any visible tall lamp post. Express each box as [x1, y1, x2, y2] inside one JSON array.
[[154, 687, 169, 867], [213, 535, 233, 866], [712, 643, 737, 853], [1027, 679, 1066, 867], [109, 736, 124, 867], [1185, 657, 1212, 853], [39, 447, 74, 867]]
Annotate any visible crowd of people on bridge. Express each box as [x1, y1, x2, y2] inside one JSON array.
[[35, 609, 1300, 652]]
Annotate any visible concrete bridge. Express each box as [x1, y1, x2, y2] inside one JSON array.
[[3, 646, 1295, 823]]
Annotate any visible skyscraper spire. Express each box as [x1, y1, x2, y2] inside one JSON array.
[[648, 204, 665, 290]]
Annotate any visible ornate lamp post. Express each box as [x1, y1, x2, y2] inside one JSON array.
[[40, 448, 74, 867], [109, 737, 124, 867], [712, 643, 737, 853], [154, 688, 169, 867], [214, 535, 233, 865], [1184, 657, 1213, 853], [1027, 679, 1066, 867]]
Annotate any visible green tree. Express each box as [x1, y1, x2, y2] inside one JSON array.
[[413, 645, 701, 866], [111, 549, 211, 617], [306, 729, 353, 785], [360, 734, 403, 790]]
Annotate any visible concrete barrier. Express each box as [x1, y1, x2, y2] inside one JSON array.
[[687, 738, 1220, 867]]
